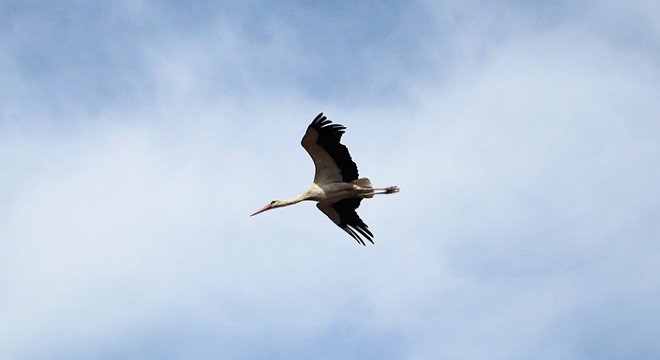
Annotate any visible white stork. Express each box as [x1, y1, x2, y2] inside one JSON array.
[[251, 113, 399, 245]]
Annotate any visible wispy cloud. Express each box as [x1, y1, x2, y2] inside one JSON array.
[[1, 1, 659, 359]]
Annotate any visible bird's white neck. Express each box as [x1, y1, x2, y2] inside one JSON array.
[[274, 192, 308, 208], [279, 196, 305, 206], [278, 186, 320, 206]]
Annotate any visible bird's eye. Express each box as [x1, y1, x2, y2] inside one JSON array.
[[271, 200, 276, 205]]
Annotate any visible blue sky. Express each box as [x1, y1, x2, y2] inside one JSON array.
[[2, 1, 660, 359]]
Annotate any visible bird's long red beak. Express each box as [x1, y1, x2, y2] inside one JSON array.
[[250, 203, 273, 217]]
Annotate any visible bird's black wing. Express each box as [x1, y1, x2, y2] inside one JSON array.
[[317, 198, 374, 245], [301, 113, 359, 184]]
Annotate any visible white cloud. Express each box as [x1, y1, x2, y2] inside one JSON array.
[[1, 1, 659, 359]]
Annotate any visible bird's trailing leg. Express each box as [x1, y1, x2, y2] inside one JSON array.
[[356, 185, 400, 196]]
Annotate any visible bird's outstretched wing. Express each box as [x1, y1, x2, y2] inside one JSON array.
[[301, 113, 359, 185], [317, 198, 374, 245]]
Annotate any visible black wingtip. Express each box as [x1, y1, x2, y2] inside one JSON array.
[[342, 225, 374, 246]]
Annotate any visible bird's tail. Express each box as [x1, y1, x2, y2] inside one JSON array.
[[352, 178, 372, 188]]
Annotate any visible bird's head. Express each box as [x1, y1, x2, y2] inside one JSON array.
[[250, 200, 285, 216]]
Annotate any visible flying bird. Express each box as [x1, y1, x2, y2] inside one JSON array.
[[251, 113, 399, 245]]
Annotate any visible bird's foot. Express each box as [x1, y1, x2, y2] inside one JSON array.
[[384, 186, 399, 194]]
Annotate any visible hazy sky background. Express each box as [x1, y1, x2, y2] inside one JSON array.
[[2, 1, 659, 359]]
